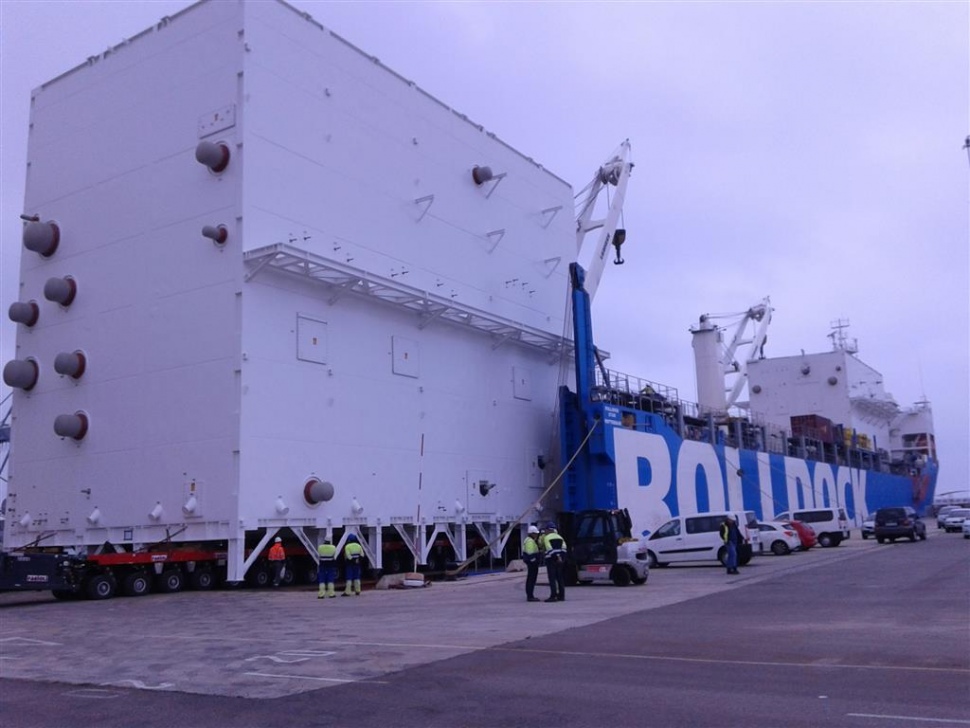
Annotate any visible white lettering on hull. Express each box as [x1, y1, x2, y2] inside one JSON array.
[[612, 428, 868, 530]]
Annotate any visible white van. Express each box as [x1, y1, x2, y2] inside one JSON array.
[[775, 507, 850, 547], [645, 511, 760, 568]]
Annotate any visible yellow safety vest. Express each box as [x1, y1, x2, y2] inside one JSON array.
[[344, 542, 364, 561]]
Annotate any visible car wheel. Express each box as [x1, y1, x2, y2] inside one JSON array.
[[611, 566, 632, 587], [876, 536, 885, 544], [771, 540, 790, 556], [646, 550, 658, 569], [919, 531, 927, 541], [818, 533, 834, 548], [910, 530, 918, 542], [123, 572, 151, 597], [861, 532, 869, 540], [717, 546, 728, 566], [631, 575, 647, 585]]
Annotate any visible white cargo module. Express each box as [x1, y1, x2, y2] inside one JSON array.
[[5, 0, 580, 580]]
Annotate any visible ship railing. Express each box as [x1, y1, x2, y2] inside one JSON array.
[[595, 368, 680, 404]]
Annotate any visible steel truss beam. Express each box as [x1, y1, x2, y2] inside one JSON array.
[[243, 243, 571, 360]]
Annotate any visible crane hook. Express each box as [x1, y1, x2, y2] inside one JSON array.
[[612, 229, 626, 265]]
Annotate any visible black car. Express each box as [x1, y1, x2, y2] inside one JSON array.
[[874, 506, 927, 543]]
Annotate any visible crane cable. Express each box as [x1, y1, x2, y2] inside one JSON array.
[[447, 417, 601, 577]]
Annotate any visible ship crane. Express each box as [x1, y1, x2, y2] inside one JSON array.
[[574, 140, 633, 300], [691, 298, 772, 413]]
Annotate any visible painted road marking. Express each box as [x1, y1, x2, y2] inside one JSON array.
[[103, 679, 175, 690], [64, 688, 121, 699], [847, 714, 970, 725], [244, 671, 388, 684], [243, 649, 337, 664], [244, 655, 310, 664], [0, 637, 61, 646]]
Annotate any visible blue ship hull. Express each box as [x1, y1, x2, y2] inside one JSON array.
[[560, 392, 938, 535]]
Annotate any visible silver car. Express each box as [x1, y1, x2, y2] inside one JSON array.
[[937, 505, 961, 529], [942, 508, 970, 533]]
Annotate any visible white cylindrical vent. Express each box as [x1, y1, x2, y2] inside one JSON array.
[[19, 513, 31, 528], [3, 359, 39, 391], [303, 478, 335, 505], [8, 301, 40, 327], [54, 411, 89, 440], [691, 319, 727, 413], [23, 220, 60, 257], [351, 498, 364, 515], [149, 502, 163, 520], [44, 276, 77, 307], [201, 225, 228, 245], [87, 507, 102, 525], [54, 351, 86, 379], [183, 495, 198, 515], [275, 496, 290, 515], [472, 165, 493, 185], [195, 141, 230, 173]]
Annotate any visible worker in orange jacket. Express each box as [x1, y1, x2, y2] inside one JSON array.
[[268, 536, 286, 587]]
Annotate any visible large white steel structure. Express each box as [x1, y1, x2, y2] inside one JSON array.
[[4, 0, 593, 580]]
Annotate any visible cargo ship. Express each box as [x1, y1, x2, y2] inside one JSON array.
[[555, 298, 939, 544]]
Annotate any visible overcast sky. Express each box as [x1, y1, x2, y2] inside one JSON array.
[[2, 1, 967, 498]]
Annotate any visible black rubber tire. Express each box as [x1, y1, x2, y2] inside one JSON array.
[[771, 540, 790, 556], [189, 569, 214, 590], [247, 566, 271, 588], [646, 550, 659, 569], [611, 566, 632, 587], [123, 572, 151, 597], [909, 530, 918, 542], [919, 531, 928, 541], [281, 563, 297, 586], [818, 533, 834, 548], [876, 536, 885, 544], [861, 532, 869, 540], [85, 574, 115, 600], [717, 546, 729, 566], [155, 569, 183, 594], [631, 575, 647, 585]]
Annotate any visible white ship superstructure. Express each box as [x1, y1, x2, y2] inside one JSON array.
[[4, 0, 587, 579], [746, 341, 935, 467]]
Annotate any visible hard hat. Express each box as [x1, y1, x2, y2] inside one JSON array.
[[546, 521, 557, 530], [528, 525, 539, 534], [274, 537, 282, 543], [346, 533, 358, 543]]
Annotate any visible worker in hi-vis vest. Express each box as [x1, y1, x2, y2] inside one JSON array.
[[541, 523, 567, 602], [342, 533, 364, 596], [317, 536, 338, 599], [268, 537, 286, 587], [522, 525, 542, 602]]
